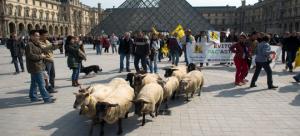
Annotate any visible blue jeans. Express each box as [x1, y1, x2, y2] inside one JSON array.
[[171, 51, 180, 66], [72, 63, 81, 81], [134, 55, 147, 73], [45, 62, 55, 89], [120, 53, 130, 70], [96, 45, 102, 55], [287, 51, 297, 70], [112, 44, 117, 54], [150, 52, 159, 73], [184, 49, 188, 65], [29, 72, 51, 101]]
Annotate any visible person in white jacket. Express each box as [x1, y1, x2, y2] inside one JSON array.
[[181, 29, 196, 65]]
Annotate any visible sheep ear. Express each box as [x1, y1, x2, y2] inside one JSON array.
[[171, 68, 179, 71], [73, 92, 78, 95], [84, 93, 90, 97]]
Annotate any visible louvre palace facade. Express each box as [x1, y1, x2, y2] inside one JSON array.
[[0, 0, 102, 37]]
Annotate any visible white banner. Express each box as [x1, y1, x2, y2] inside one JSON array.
[[188, 42, 233, 63]]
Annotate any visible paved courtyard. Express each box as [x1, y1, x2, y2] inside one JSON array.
[[0, 45, 300, 136]]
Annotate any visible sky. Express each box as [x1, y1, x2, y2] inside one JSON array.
[[81, 0, 258, 9]]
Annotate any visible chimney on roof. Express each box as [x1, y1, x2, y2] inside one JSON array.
[[242, 0, 246, 6]]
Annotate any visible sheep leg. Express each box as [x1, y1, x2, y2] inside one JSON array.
[[164, 100, 169, 110], [117, 119, 123, 135], [125, 112, 129, 119], [155, 102, 162, 117], [142, 113, 146, 126], [150, 113, 154, 118], [89, 119, 96, 136], [185, 93, 190, 102], [100, 121, 105, 136]]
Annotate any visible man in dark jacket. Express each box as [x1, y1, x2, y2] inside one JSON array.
[[133, 32, 150, 73], [285, 32, 300, 72], [6, 33, 25, 74], [119, 32, 133, 73], [25, 30, 56, 103]]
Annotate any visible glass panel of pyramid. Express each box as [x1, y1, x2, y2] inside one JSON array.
[[93, 0, 213, 35]]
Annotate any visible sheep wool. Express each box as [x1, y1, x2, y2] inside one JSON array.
[[181, 70, 204, 95], [136, 83, 164, 114], [163, 77, 179, 100], [101, 84, 135, 124]]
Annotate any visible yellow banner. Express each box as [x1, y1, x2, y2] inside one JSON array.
[[171, 24, 185, 39]]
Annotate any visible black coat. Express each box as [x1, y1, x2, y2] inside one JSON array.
[[119, 38, 133, 54], [7, 39, 25, 57], [285, 36, 300, 51]]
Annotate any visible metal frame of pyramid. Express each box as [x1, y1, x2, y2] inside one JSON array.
[[94, 0, 213, 35]]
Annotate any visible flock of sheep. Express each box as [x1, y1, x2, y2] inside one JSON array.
[[73, 63, 204, 136]]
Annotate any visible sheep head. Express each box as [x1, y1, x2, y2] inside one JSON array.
[[164, 68, 178, 78], [187, 63, 196, 72], [126, 73, 135, 87], [73, 92, 90, 109], [179, 79, 191, 92], [95, 102, 118, 119], [131, 100, 151, 116]]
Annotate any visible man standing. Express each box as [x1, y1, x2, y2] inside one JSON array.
[[25, 30, 56, 103], [39, 30, 58, 93], [181, 29, 196, 66], [110, 33, 119, 54], [245, 31, 258, 69], [118, 32, 133, 73], [133, 32, 150, 73], [6, 33, 25, 74]]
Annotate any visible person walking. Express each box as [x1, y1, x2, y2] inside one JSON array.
[[66, 36, 86, 87], [230, 34, 250, 86], [118, 32, 133, 73], [25, 30, 56, 103], [94, 36, 102, 55], [285, 32, 300, 72], [133, 31, 150, 73], [39, 29, 59, 93], [102, 35, 110, 53], [110, 33, 119, 54], [245, 31, 258, 70], [250, 34, 278, 89], [6, 33, 25, 74], [149, 33, 160, 73], [167, 33, 182, 66]]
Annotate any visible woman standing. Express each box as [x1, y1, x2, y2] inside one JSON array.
[[250, 35, 278, 89], [149, 34, 160, 73], [66, 36, 86, 87], [230, 34, 250, 86]]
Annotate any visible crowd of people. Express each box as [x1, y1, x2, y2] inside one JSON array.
[[3, 28, 300, 104]]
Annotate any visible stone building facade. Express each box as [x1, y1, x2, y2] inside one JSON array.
[[197, 0, 300, 34], [0, 0, 102, 37]]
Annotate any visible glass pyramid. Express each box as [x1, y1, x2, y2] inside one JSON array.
[[93, 0, 213, 35]]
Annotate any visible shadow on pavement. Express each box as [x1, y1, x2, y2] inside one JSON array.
[[290, 94, 300, 106], [40, 110, 141, 136], [6, 89, 28, 95], [279, 83, 300, 93], [202, 66, 236, 72], [0, 96, 44, 109], [0, 72, 14, 76], [214, 88, 268, 98], [203, 83, 235, 92]]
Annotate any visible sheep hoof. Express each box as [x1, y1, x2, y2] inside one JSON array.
[[150, 113, 155, 118]]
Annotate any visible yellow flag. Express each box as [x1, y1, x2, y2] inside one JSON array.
[[208, 31, 220, 43], [161, 44, 169, 56], [152, 27, 159, 35], [294, 48, 300, 69], [171, 24, 185, 39]]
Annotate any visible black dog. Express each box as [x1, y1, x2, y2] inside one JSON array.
[[81, 65, 102, 75]]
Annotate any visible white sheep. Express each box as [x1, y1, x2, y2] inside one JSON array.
[[95, 84, 135, 136], [133, 73, 163, 94], [162, 76, 179, 109], [164, 65, 188, 81], [132, 83, 164, 126], [180, 70, 204, 101]]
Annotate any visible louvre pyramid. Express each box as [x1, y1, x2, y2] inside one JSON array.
[[93, 0, 213, 35]]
